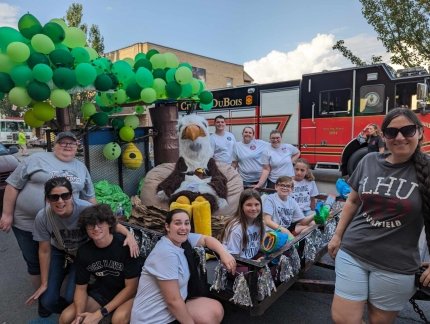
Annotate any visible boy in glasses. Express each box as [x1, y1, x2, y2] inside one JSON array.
[[263, 176, 315, 237], [60, 204, 140, 324]]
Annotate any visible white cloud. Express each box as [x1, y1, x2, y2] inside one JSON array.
[[0, 3, 19, 28], [244, 33, 397, 84]]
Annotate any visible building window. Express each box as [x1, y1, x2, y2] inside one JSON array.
[[226, 77, 233, 87], [319, 89, 351, 115], [192, 67, 206, 82]]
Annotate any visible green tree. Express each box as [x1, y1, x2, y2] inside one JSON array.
[[334, 0, 430, 68], [89, 24, 105, 54], [0, 98, 21, 118]]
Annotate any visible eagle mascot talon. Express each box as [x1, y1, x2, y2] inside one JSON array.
[[156, 114, 228, 236]]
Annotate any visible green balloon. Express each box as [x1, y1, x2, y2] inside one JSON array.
[[134, 53, 146, 61], [103, 142, 122, 160], [31, 34, 55, 54], [32, 63, 53, 82], [94, 73, 113, 91], [71, 47, 90, 64], [24, 109, 45, 127], [140, 88, 156, 104], [175, 66, 193, 85], [75, 63, 97, 86], [92, 57, 112, 74], [18, 13, 42, 39], [10, 65, 33, 86], [152, 68, 166, 80], [119, 126, 135, 142], [99, 92, 115, 106], [125, 82, 142, 100], [135, 105, 145, 114], [164, 52, 179, 68], [165, 81, 182, 99], [50, 18, 68, 30], [55, 42, 69, 51], [27, 52, 50, 69], [165, 68, 177, 83], [152, 78, 166, 97], [7, 42, 30, 63], [62, 27, 86, 48], [100, 106, 114, 113], [53, 67, 76, 90], [49, 48, 74, 68], [179, 62, 193, 70], [180, 83, 193, 99], [27, 80, 51, 101], [32, 101, 56, 121], [124, 115, 139, 129], [111, 118, 125, 129], [81, 102, 97, 118], [134, 58, 152, 71], [112, 106, 123, 113], [0, 92, 4, 100], [50, 88, 71, 108], [112, 60, 134, 85], [200, 102, 213, 111], [135, 67, 153, 88], [92, 112, 109, 126], [146, 49, 159, 60], [191, 78, 201, 95], [150, 53, 166, 69], [123, 57, 134, 67], [0, 27, 27, 52], [42, 22, 65, 43], [0, 72, 15, 92], [84, 47, 99, 61], [199, 90, 213, 105], [8, 87, 32, 107], [113, 89, 127, 104], [0, 53, 15, 73]]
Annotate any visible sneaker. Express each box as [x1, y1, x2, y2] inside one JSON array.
[[38, 300, 51, 318]]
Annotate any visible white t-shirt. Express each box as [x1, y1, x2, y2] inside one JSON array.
[[263, 193, 304, 228], [232, 139, 269, 183], [292, 179, 319, 213], [262, 144, 300, 182], [210, 131, 236, 164], [130, 233, 201, 324], [223, 222, 261, 259]]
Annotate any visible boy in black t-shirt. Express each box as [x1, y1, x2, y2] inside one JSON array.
[[59, 204, 140, 324]]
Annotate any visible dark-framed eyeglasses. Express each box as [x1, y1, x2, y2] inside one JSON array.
[[277, 183, 293, 189], [383, 125, 417, 139], [85, 223, 105, 230], [58, 142, 77, 148], [47, 192, 72, 202]]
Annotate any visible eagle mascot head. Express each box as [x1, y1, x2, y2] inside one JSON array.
[[156, 114, 228, 213]]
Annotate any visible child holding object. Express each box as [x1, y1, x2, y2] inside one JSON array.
[[292, 158, 319, 216], [221, 189, 265, 259], [263, 176, 315, 237]]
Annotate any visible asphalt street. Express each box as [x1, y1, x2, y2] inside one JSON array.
[[0, 150, 428, 323]]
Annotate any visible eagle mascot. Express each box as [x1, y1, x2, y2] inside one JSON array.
[[156, 114, 228, 236]]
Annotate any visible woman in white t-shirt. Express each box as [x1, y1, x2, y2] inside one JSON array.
[[221, 189, 265, 259], [232, 126, 269, 187], [131, 209, 236, 324], [255, 129, 300, 189]]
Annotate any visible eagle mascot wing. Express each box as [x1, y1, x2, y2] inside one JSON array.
[[157, 114, 228, 211]]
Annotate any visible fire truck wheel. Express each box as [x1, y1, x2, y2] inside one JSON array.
[[346, 147, 368, 176]]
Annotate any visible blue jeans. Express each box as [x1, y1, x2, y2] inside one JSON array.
[[12, 226, 40, 275], [40, 246, 76, 314]]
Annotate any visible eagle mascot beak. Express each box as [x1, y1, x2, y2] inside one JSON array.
[[182, 124, 205, 141]]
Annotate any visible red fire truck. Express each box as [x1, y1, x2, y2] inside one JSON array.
[[179, 64, 430, 175]]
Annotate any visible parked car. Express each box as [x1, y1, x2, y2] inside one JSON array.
[[0, 144, 19, 211]]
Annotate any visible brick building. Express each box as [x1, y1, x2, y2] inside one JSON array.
[[104, 42, 253, 90]]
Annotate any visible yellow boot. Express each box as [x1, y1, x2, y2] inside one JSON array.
[[191, 196, 212, 236], [169, 195, 193, 217]]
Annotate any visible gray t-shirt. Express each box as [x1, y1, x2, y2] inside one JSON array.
[[210, 131, 236, 164], [292, 179, 319, 213], [131, 233, 201, 324], [341, 153, 424, 274], [7, 152, 95, 232], [223, 222, 261, 259], [263, 193, 304, 228], [232, 139, 269, 183], [262, 143, 300, 181], [33, 199, 92, 251]]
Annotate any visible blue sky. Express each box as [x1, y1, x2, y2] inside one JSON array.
[[0, 0, 388, 83]]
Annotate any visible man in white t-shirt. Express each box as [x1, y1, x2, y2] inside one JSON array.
[[210, 115, 236, 164]]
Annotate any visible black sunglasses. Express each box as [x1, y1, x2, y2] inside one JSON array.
[[383, 125, 417, 139], [47, 192, 72, 202]]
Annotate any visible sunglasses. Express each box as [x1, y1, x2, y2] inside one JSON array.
[[383, 125, 417, 139], [47, 192, 72, 202]]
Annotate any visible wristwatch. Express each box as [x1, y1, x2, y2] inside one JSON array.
[[100, 306, 109, 317]]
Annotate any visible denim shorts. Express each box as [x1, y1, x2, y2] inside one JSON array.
[[12, 226, 40, 275], [335, 249, 416, 311]]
